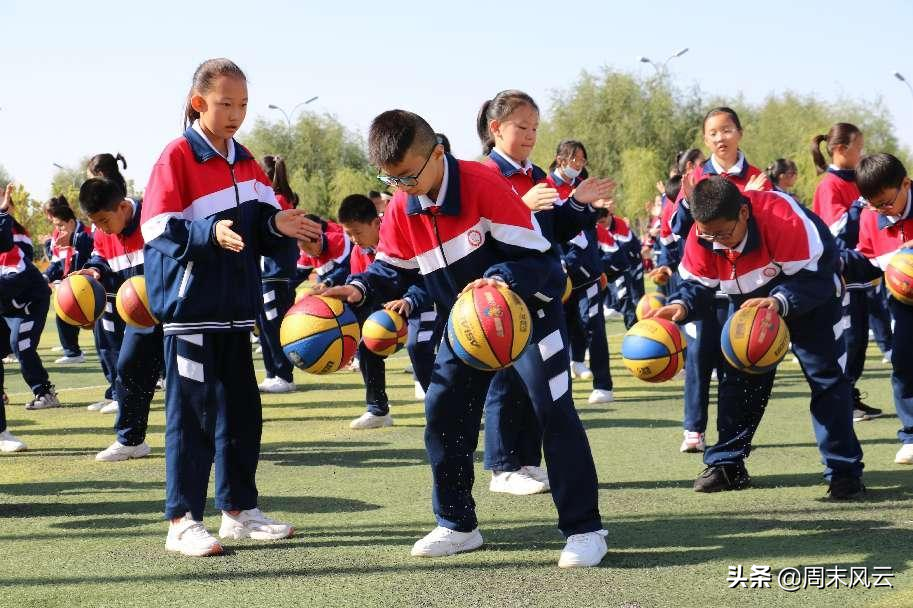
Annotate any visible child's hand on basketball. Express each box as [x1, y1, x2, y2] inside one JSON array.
[[460, 277, 507, 295], [521, 183, 558, 211], [384, 299, 412, 316], [309, 283, 328, 295], [572, 178, 615, 204], [644, 303, 687, 322], [215, 220, 245, 252], [276, 209, 322, 241], [0, 183, 14, 213], [740, 297, 780, 312], [322, 285, 364, 304]]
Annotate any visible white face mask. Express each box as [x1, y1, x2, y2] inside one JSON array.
[[562, 166, 580, 180]]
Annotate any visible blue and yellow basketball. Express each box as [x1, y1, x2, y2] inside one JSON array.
[[116, 276, 158, 329], [53, 274, 106, 328], [885, 248, 913, 305], [447, 284, 531, 371], [721, 307, 790, 374], [635, 292, 667, 321], [280, 295, 360, 374], [362, 308, 408, 357], [621, 318, 686, 383]]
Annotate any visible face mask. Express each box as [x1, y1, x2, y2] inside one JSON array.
[[562, 166, 580, 180]]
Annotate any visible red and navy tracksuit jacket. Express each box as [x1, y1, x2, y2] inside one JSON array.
[[673, 190, 839, 318], [141, 127, 288, 336], [844, 192, 913, 285], [347, 153, 562, 314], [658, 195, 682, 269], [546, 170, 607, 289], [86, 201, 146, 292], [596, 224, 630, 278], [43, 222, 93, 282], [0, 214, 49, 315], [261, 193, 298, 282], [814, 168, 860, 232], [297, 221, 352, 287]]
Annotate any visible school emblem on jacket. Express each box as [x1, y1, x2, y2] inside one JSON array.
[[763, 266, 778, 278], [467, 229, 483, 248]]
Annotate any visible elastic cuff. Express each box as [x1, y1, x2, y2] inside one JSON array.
[[772, 293, 790, 317]]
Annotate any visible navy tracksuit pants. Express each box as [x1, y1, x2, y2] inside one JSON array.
[[681, 297, 729, 434], [353, 305, 389, 416], [258, 280, 294, 383], [567, 282, 613, 392], [868, 283, 894, 355], [56, 316, 82, 357], [610, 270, 645, 329], [704, 296, 863, 481], [426, 298, 601, 537], [844, 289, 870, 385], [4, 295, 52, 396], [889, 299, 913, 444], [114, 325, 164, 446], [93, 294, 125, 401], [482, 367, 542, 471], [406, 305, 444, 391], [0, 320, 10, 432], [164, 331, 262, 521]]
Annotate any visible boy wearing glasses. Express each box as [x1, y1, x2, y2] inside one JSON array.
[[845, 153, 913, 465], [323, 110, 606, 568], [647, 176, 864, 498]]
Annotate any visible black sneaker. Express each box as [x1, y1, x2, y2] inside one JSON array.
[[693, 463, 751, 493], [852, 389, 882, 422], [827, 476, 865, 500]]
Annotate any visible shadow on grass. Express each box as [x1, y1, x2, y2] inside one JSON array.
[[259, 442, 428, 469]]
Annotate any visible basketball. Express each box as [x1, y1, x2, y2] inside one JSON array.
[[362, 308, 408, 357], [635, 292, 667, 321], [721, 307, 791, 374], [280, 295, 361, 374], [599, 272, 608, 291], [115, 276, 158, 329], [885, 248, 913, 305], [621, 318, 686, 383], [53, 274, 106, 328], [561, 275, 573, 303], [447, 283, 531, 371], [651, 270, 669, 286]]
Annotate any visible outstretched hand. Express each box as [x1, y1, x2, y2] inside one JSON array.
[[322, 285, 364, 304], [0, 183, 14, 213], [642, 303, 687, 322]]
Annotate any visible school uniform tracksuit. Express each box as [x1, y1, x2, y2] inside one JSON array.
[[605, 216, 644, 329], [347, 154, 602, 537], [86, 200, 163, 447], [143, 124, 292, 521], [0, 215, 53, 399], [672, 190, 863, 481], [43, 223, 92, 357]]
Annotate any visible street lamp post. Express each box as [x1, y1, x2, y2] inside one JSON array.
[[638, 48, 690, 74], [268, 96, 319, 131], [893, 71, 913, 100]]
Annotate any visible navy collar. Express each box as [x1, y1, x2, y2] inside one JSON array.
[[406, 154, 462, 216], [183, 127, 252, 164], [488, 149, 547, 182], [827, 167, 856, 182], [877, 189, 913, 230], [702, 155, 750, 180], [121, 199, 142, 238]]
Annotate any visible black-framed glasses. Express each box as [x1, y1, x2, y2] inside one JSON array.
[[696, 219, 740, 242], [863, 185, 903, 211], [377, 146, 436, 188]]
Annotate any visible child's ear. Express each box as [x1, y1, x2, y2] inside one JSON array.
[[489, 119, 501, 140], [190, 93, 207, 114]]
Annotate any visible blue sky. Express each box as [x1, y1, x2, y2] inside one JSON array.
[[2, 0, 912, 199]]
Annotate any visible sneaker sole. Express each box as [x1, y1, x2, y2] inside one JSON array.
[[410, 533, 483, 557], [680, 445, 705, 453], [489, 483, 549, 496], [218, 526, 294, 541], [558, 548, 608, 568], [165, 542, 224, 557], [24, 404, 62, 410], [0, 445, 27, 453]]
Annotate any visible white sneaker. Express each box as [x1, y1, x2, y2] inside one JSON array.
[[895, 444, 913, 465], [254, 346, 262, 354], [410, 526, 483, 557], [522, 465, 551, 491], [346, 357, 360, 372], [710, 369, 718, 382], [414, 380, 426, 399], [166, 513, 223, 557], [96, 441, 151, 462], [558, 529, 608, 568], [219, 508, 294, 540], [260, 377, 295, 394], [55, 354, 85, 365], [87, 399, 111, 411], [155, 378, 166, 391], [0, 429, 26, 453], [100, 401, 120, 414], [489, 469, 548, 495], [403, 363, 415, 374], [587, 389, 614, 404], [680, 431, 706, 453], [883, 350, 893, 364], [257, 377, 275, 391], [349, 412, 393, 430], [570, 361, 593, 380], [24, 391, 61, 410], [2, 355, 17, 364], [605, 308, 620, 318], [51, 345, 65, 353]]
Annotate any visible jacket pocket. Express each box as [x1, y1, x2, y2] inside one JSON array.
[[177, 261, 195, 299]]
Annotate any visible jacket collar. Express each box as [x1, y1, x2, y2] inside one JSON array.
[[705, 152, 748, 179], [827, 166, 856, 182], [183, 125, 252, 164], [488, 149, 546, 182], [406, 154, 462, 216], [878, 189, 913, 230], [121, 199, 142, 238]]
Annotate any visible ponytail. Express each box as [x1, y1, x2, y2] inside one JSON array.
[[810, 122, 862, 175], [476, 99, 495, 155], [87, 153, 128, 197], [810, 134, 829, 175]]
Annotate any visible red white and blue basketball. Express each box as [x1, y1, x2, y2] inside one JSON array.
[[885, 248, 913, 305], [620, 318, 686, 383], [447, 284, 531, 371], [635, 292, 667, 321], [362, 308, 408, 357], [721, 307, 790, 374], [280, 295, 360, 374], [53, 274, 106, 328], [115, 276, 158, 329]]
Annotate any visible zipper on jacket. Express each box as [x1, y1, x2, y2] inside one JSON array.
[[227, 161, 247, 329]]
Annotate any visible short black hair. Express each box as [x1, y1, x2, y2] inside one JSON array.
[[436, 132, 451, 154], [338, 194, 379, 225], [664, 175, 683, 204], [857, 153, 907, 200], [691, 176, 745, 223], [79, 177, 124, 215], [367, 190, 381, 199], [368, 109, 437, 167], [45, 196, 77, 222]]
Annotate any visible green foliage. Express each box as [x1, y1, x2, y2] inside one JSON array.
[[243, 113, 376, 219]]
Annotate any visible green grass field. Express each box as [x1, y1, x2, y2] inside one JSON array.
[[0, 313, 910, 608]]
